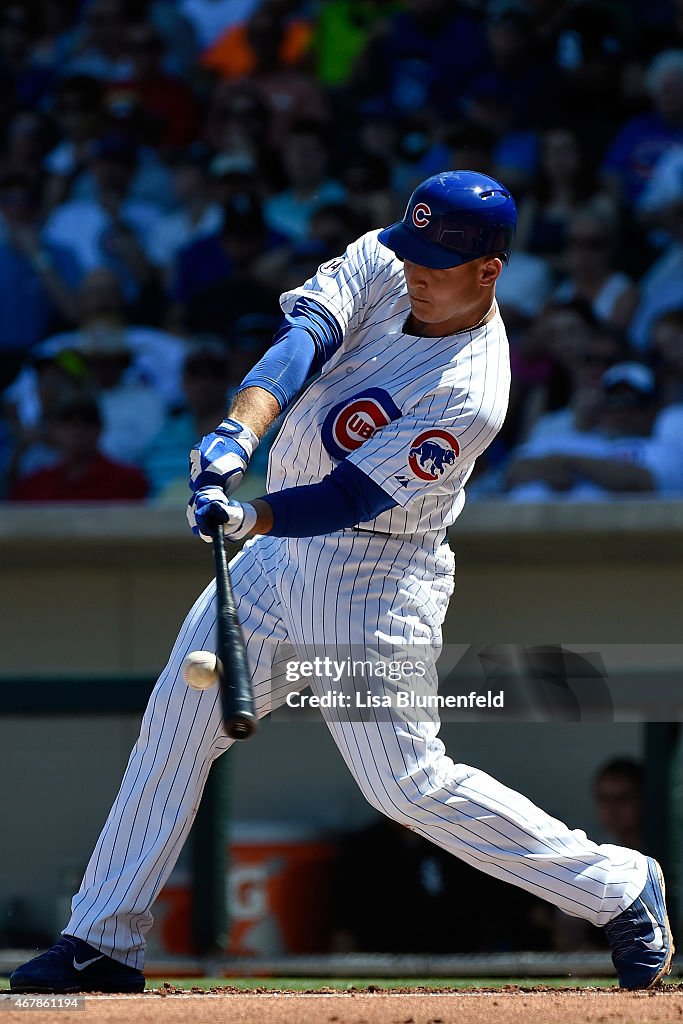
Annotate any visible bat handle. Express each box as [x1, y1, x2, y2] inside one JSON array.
[[212, 526, 258, 741]]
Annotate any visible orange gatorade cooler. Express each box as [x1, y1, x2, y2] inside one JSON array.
[[146, 869, 192, 956], [227, 823, 337, 956], [151, 824, 337, 956]]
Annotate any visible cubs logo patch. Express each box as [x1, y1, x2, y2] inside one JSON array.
[[412, 202, 431, 228], [322, 388, 402, 461], [408, 429, 459, 481], [318, 256, 346, 276]]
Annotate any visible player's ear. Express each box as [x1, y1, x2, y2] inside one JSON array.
[[480, 255, 503, 286]]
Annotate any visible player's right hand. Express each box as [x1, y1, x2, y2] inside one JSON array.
[[187, 486, 256, 543], [189, 418, 259, 497]]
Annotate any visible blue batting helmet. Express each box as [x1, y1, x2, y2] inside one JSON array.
[[378, 171, 517, 270]]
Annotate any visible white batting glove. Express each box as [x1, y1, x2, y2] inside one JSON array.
[[189, 418, 259, 497], [187, 486, 258, 543]]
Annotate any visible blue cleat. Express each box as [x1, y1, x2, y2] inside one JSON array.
[[603, 857, 674, 990], [9, 935, 145, 993]]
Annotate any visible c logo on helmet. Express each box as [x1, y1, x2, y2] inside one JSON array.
[[408, 429, 459, 481], [412, 202, 431, 228], [322, 388, 402, 461]]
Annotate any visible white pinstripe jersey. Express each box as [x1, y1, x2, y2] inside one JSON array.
[[265, 229, 511, 549]]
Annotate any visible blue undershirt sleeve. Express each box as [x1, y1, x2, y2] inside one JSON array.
[[238, 297, 343, 411], [262, 460, 398, 537]]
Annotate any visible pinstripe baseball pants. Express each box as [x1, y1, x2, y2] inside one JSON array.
[[65, 533, 647, 968]]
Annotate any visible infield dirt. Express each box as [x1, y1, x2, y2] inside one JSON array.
[[3, 986, 683, 1024]]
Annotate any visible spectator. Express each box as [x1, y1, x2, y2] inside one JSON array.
[[523, 326, 628, 445], [42, 133, 162, 309], [495, 251, 553, 334], [337, 152, 397, 232], [203, 5, 322, 147], [237, 6, 326, 148], [390, 113, 451, 199], [47, 268, 186, 409], [350, 0, 488, 120], [505, 362, 683, 499], [636, 143, 683, 231], [61, 0, 134, 82], [554, 207, 639, 329], [553, 1, 626, 157], [169, 192, 285, 336], [0, 110, 54, 189], [43, 75, 104, 213], [515, 125, 614, 273], [0, 0, 54, 107], [204, 80, 272, 171], [143, 0, 198, 79], [5, 269, 187, 450], [264, 119, 346, 242], [463, 5, 562, 140], [593, 758, 644, 851], [109, 21, 199, 150], [1, 346, 87, 491], [143, 339, 231, 500], [9, 393, 148, 502], [354, 98, 401, 171], [76, 325, 166, 466], [474, 317, 627, 494], [147, 145, 222, 280], [446, 121, 497, 178], [0, 173, 80, 390], [511, 300, 603, 443], [208, 151, 267, 206], [629, 192, 683, 351], [29, 0, 81, 74], [57, 100, 175, 210], [601, 49, 683, 206], [650, 307, 683, 406], [536, 755, 644, 954]]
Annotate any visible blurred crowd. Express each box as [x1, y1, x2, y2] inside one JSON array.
[[1, 0, 683, 504]]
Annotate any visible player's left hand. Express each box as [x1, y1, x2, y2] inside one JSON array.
[[189, 418, 259, 497], [187, 486, 257, 543]]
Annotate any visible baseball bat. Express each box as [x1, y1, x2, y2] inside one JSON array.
[[212, 526, 257, 740]]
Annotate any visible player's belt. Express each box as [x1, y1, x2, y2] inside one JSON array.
[[346, 526, 398, 539], [345, 526, 448, 549]]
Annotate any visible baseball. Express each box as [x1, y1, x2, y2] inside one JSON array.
[[182, 651, 220, 690]]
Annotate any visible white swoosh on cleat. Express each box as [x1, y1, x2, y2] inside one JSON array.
[[73, 956, 104, 971], [642, 904, 664, 951]]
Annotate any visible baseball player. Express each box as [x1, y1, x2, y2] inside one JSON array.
[[11, 172, 673, 993]]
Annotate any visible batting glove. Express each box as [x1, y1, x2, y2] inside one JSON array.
[[189, 418, 259, 496], [187, 486, 258, 543]]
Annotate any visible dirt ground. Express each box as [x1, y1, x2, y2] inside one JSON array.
[[3, 987, 683, 1024]]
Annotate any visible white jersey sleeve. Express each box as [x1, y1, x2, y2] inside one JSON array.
[[279, 230, 398, 339]]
